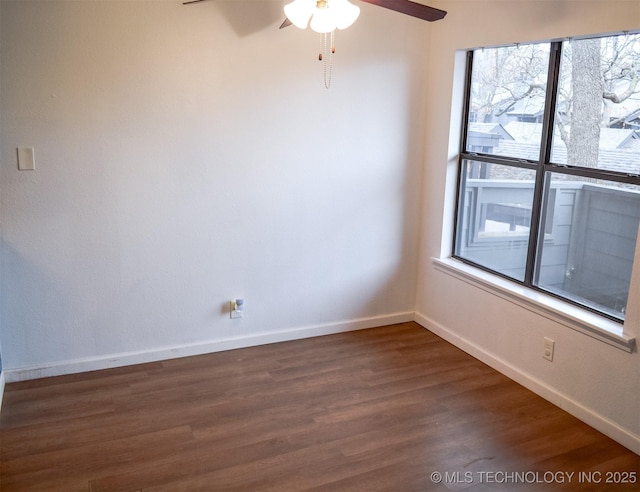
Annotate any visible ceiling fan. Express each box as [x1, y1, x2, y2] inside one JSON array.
[[183, 0, 447, 87], [183, 0, 447, 28]]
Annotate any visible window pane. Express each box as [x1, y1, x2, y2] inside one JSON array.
[[466, 44, 550, 159], [551, 34, 640, 174], [455, 160, 536, 282], [535, 173, 640, 319]]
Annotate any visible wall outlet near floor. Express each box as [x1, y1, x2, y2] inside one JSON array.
[[543, 337, 555, 362], [230, 298, 244, 319]]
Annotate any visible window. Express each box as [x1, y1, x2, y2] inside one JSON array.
[[454, 33, 640, 322]]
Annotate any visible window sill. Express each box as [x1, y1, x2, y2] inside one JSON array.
[[432, 257, 636, 353]]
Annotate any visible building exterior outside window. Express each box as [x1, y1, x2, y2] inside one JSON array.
[[454, 33, 640, 322]]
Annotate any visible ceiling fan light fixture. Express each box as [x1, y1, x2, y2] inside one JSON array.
[[310, 5, 337, 33], [285, 0, 360, 33], [332, 0, 360, 30], [284, 0, 315, 29]]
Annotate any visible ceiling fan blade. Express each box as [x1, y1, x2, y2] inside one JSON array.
[[359, 0, 446, 22], [279, 18, 293, 29], [183, 0, 210, 4]]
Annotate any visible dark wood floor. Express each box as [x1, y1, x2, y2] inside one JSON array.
[[1, 322, 638, 491]]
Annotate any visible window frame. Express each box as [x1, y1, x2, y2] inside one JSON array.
[[452, 37, 640, 324]]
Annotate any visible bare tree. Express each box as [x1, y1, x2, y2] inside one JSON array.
[[601, 35, 640, 127], [471, 44, 548, 123], [557, 38, 603, 168], [472, 34, 640, 170]]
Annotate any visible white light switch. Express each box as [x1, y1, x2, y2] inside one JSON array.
[[17, 147, 35, 171]]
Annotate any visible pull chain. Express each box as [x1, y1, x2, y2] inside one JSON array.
[[318, 30, 335, 89]]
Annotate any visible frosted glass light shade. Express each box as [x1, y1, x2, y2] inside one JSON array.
[[284, 0, 315, 29], [333, 0, 360, 30], [284, 0, 360, 33], [310, 6, 337, 33]]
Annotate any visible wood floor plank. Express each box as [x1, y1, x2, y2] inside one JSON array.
[[2, 425, 194, 491], [1, 322, 638, 490]]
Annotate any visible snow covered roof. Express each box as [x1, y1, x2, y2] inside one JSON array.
[[493, 140, 640, 176], [503, 122, 640, 149]]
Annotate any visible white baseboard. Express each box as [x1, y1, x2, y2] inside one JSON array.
[[414, 312, 640, 456], [4, 310, 637, 455], [3, 311, 414, 383]]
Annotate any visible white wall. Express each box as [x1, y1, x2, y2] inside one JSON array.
[[2, 0, 639, 455], [0, 1, 426, 376], [0, 0, 3, 388], [417, 0, 640, 453]]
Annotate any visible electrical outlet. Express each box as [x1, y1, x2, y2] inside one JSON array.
[[543, 337, 555, 362], [230, 299, 244, 319]]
